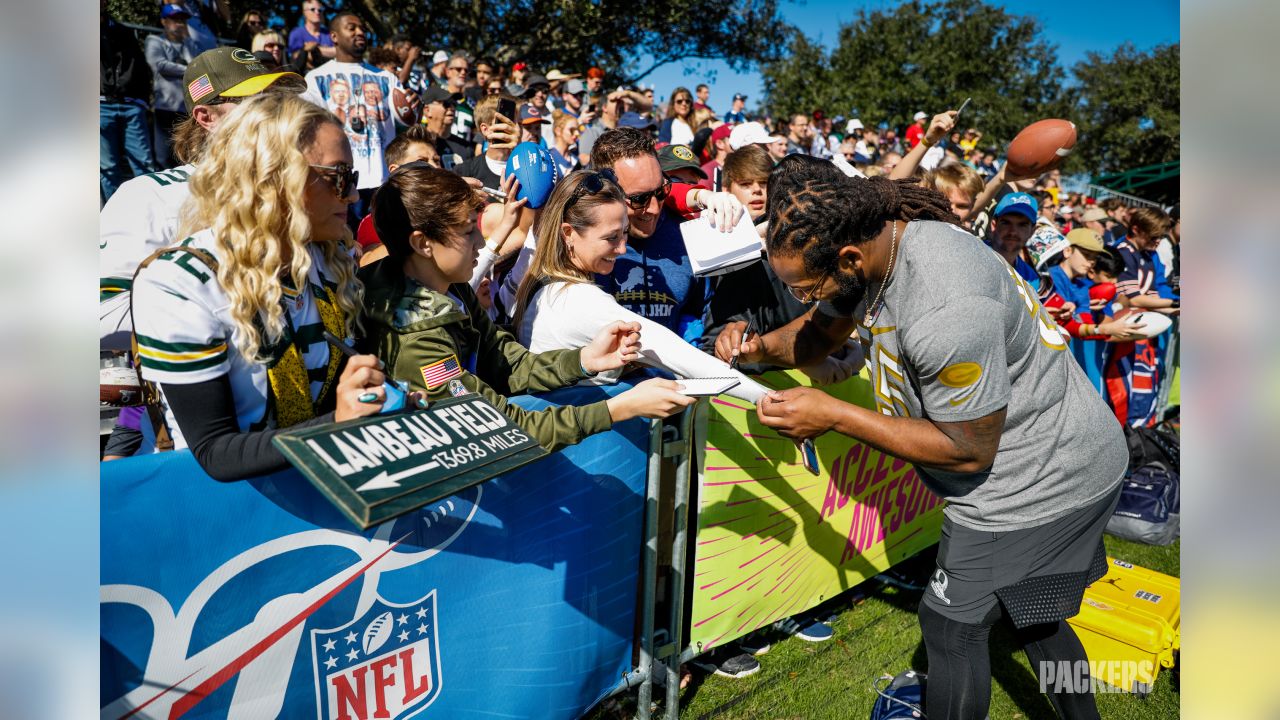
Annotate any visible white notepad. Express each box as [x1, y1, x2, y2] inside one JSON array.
[[677, 377, 741, 397], [680, 212, 763, 276]]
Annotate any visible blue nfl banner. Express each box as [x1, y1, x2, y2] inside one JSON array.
[[101, 388, 650, 720]]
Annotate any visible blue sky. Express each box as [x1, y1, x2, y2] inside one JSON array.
[[640, 0, 1179, 110]]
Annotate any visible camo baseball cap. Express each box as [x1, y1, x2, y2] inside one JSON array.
[[183, 47, 305, 113]]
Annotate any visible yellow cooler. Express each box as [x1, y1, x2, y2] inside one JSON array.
[[1066, 556, 1180, 695]]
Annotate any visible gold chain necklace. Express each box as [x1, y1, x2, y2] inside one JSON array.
[[863, 220, 899, 327]]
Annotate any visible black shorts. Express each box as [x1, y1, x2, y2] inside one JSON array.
[[922, 482, 1122, 628]]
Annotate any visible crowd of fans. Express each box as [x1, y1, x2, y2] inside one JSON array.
[[100, 0, 1181, 684]]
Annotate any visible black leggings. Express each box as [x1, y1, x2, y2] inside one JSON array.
[[918, 602, 1100, 720]]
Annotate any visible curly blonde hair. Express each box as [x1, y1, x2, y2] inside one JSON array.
[[179, 93, 363, 363]]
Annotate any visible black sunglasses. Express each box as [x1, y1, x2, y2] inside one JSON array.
[[564, 169, 620, 213], [310, 163, 358, 197], [621, 176, 672, 210], [204, 94, 244, 107]]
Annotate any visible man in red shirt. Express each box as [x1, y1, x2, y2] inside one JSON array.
[[905, 111, 927, 149], [699, 124, 733, 189]]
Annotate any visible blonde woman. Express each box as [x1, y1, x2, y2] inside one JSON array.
[[251, 29, 287, 69], [132, 93, 403, 480], [512, 170, 768, 404], [548, 110, 580, 177]]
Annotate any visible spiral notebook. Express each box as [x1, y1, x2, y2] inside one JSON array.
[[680, 212, 763, 276], [677, 377, 740, 397]]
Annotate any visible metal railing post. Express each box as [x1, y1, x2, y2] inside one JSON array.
[[637, 418, 664, 720], [1157, 321, 1180, 420], [663, 403, 698, 718]]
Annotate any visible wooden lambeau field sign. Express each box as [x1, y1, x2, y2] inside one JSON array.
[[273, 395, 547, 529]]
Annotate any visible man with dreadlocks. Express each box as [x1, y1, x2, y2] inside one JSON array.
[[713, 171, 1127, 720]]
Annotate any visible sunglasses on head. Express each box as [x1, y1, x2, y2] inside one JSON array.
[[621, 176, 672, 210], [564, 169, 620, 213], [310, 163, 358, 197]]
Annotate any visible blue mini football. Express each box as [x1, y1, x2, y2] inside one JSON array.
[[504, 141, 561, 209]]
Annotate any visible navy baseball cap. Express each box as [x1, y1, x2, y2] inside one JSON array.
[[994, 192, 1039, 221], [161, 3, 191, 18], [618, 112, 656, 131], [518, 104, 551, 125], [733, 92, 748, 101]]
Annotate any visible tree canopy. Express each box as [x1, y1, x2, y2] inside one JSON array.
[[107, 0, 1179, 181], [106, 0, 791, 86], [1068, 42, 1180, 177], [761, 0, 1068, 150]]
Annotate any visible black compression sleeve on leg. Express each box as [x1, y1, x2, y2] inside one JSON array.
[[1017, 620, 1101, 720], [161, 377, 336, 481], [918, 602, 994, 720]]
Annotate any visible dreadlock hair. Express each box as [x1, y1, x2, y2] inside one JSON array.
[[764, 154, 844, 225], [766, 172, 960, 276]]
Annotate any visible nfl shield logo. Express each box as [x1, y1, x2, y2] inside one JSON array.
[[311, 590, 442, 719]]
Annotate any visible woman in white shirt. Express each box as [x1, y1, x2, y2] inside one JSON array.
[[510, 170, 768, 404], [658, 87, 696, 146]]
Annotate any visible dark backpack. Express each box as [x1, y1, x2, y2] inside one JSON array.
[[1124, 424, 1180, 471], [1108, 425, 1181, 545], [871, 670, 925, 719]]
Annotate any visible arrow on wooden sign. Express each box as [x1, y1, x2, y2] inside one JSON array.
[[356, 461, 441, 493]]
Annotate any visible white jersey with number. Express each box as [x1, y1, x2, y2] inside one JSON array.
[[131, 229, 341, 449], [100, 164, 195, 289]]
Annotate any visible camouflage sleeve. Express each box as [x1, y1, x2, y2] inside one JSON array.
[[394, 326, 611, 453], [466, 287, 589, 394]]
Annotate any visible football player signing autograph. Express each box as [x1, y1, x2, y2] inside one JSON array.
[[714, 171, 1127, 720]]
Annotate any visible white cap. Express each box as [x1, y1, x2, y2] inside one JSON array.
[[432, 50, 450, 65], [913, 111, 928, 121], [846, 118, 864, 132], [728, 121, 783, 151]]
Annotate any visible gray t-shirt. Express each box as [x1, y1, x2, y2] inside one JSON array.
[[577, 121, 610, 162], [820, 220, 1126, 531]]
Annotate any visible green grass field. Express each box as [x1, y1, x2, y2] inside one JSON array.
[[589, 536, 1179, 719]]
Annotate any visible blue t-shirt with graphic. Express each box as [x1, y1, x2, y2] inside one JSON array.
[[595, 209, 703, 339]]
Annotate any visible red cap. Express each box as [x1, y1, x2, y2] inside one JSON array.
[[512, 61, 527, 72], [355, 214, 380, 249], [586, 67, 605, 79], [711, 124, 734, 142]]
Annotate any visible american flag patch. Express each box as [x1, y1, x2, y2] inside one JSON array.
[[420, 355, 462, 390], [188, 74, 215, 103]]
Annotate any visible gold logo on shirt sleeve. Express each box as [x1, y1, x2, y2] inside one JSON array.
[[939, 361, 983, 388]]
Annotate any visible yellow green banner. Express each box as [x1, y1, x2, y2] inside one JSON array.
[[689, 369, 945, 651]]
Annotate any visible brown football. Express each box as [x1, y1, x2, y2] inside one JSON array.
[[101, 366, 143, 407], [1006, 119, 1076, 178], [391, 87, 421, 127]]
